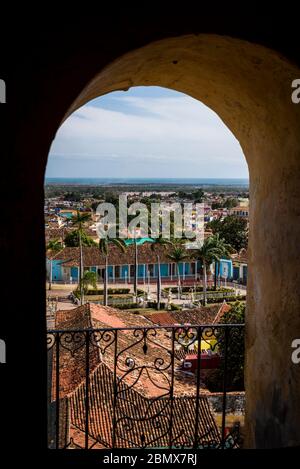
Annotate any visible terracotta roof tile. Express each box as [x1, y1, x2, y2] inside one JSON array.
[[145, 307, 220, 327], [50, 243, 196, 267], [231, 248, 248, 263], [69, 362, 221, 448], [145, 312, 177, 326], [213, 301, 232, 324]]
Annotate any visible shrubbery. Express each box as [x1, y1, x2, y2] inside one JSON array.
[[81, 287, 131, 296], [147, 301, 167, 310], [205, 294, 246, 304], [163, 286, 234, 294], [205, 301, 245, 392], [111, 301, 182, 311], [115, 303, 141, 310]]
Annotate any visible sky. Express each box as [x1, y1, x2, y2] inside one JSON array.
[[46, 86, 248, 179]]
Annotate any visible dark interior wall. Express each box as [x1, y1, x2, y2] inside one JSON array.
[[1, 11, 300, 459]]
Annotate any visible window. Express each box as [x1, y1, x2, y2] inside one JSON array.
[[183, 362, 192, 369]]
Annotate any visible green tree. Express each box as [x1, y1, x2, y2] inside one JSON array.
[[46, 239, 63, 291], [193, 188, 204, 203], [80, 270, 97, 294], [151, 237, 170, 309], [166, 239, 190, 299], [70, 211, 92, 305], [209, 234, 235, 290], [64, 191, 82, 202], [64, 230, 97, 247], [223, 197, 239, 209], [104, 192, 119, 205], [133, 238, 139, 300], [47, 239, 63, 253], [99, 233, 126, 306], [192, 236, 227, 305], [211, 202, 223, 210], [207, 215, 248, 251], [206, 301, 245, 392]]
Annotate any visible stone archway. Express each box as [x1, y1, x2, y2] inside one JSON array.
[[6, 26, 300, 450], [55, 34, 300, 448]]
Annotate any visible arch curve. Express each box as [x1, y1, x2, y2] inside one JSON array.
[[64, 34, 300, 175], [52, 34, 300, 448]]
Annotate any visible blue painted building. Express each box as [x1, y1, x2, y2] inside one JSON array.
[[46, 250, 200, 284], [46, 244, 248, 285], [217, 250, 248, 284]]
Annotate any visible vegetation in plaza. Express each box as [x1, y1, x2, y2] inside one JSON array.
[[207, 215, 248, 251], [193, 235, 234, 305], [70, 211, 92, 304], [166, 239, 191, 299], [46, 239, 63, 253], [151, 237, 171, 309], [211, 197, 239, 210], [205, 301, 245, 392], [64, 230, 97, 247], [79, 271, 98, 294], [99, 231, 126, 306]]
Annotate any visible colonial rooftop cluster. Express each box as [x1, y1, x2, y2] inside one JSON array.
[[49, 302, 230, 448]]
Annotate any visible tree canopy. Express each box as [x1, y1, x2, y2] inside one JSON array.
[[64, 230, 97, 247], [207, 215, 248, 251], [206, 301, 245, 392]]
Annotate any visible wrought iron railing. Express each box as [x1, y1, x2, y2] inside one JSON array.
[[47, 324, 244, 449]]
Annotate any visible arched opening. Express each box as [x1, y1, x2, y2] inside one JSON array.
[[11, 31, 300, 450], [46, 85, 248, 449]]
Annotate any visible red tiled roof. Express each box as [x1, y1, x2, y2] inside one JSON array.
[[52, 304, 99, 400], [50, 243, 196, 267], [213, 301, 232, 325], [145, 307, 220, 327], [46, 227, 70, 240], [69, 362, 221, 448], [51, 302, 224, 448], [52, 303, 204, 400], [89, 303, 127, 329], [231, 248, 248, 263], [52, 303, 154, 401], [55, 304, 92, 329], [146, 312, 177, 326]]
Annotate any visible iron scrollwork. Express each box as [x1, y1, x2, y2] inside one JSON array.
[[47, 323, 244, 449]]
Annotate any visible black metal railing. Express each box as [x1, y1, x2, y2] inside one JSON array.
[[47, 323, 244, 449]]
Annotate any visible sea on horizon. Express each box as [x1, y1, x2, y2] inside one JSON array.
[[45, 177, 249, 186]]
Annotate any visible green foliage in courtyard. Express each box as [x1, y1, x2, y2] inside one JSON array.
[[206, 301, 245, 392], [207, 216, 248, 251], [64, 229, 97, 247]]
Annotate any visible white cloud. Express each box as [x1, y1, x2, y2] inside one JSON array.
[[48, 93, 248, 178]]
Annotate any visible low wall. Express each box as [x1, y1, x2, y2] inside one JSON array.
[[207, 392, 245, 414]]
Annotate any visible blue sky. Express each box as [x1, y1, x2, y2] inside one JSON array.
[[46, 86, 248, 178]]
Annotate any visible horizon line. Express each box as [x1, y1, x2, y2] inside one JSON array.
[[45, 176, 249, 180]]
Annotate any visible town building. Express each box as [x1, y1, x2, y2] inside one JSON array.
[[47, 242, 248, 286], [46, 242, 202, 284]]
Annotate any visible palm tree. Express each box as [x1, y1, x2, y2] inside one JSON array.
[[133, 237, 138, 301], [80, 270, 97, 294], [125, 236, 142, 302], [71, 211, 91, 305], [99, 233, 126, 306], [166, 239, 190, 300], [47, 239, 63, 252], [151, 237, 170, 309], [193, 235, 233, 305], [210, 233, 235, 290], [46, 239, 63, 290]]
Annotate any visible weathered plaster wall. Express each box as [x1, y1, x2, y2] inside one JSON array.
[[64, 34, 300, 447], [3, 18, 300, 452]]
